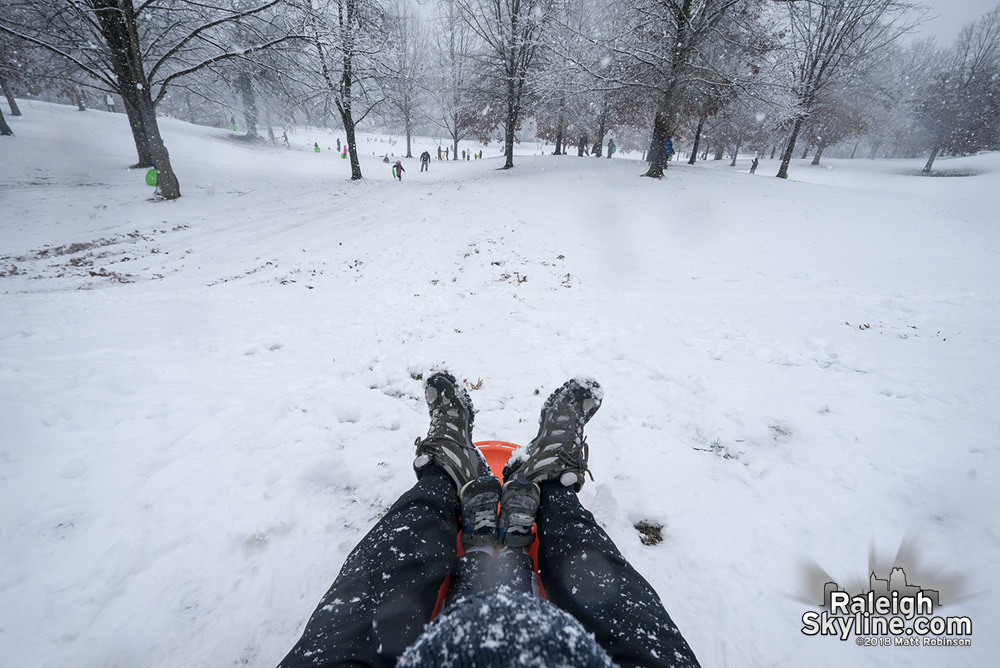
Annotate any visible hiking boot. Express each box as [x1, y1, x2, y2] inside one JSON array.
[[503, 378, 603, 491], [499, 478, 540, 548], [413, 372, 490, 490], [460, 476, 501, 546]]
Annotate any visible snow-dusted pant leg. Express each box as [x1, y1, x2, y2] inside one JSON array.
[[535, 483, 701, 668], [277, 466, 459, 668]]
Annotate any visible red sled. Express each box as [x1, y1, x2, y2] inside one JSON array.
[[430, 441, 547, 619]]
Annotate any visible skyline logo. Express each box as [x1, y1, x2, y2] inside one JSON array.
[[801, 566, 972, 646]]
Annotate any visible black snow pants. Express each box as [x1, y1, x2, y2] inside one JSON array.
[[276, 465, 700, 668]]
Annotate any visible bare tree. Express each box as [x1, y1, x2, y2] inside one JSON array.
[[457, 0, 552, 169], [839, 38, 937, 160], [672, 6, 785, 167], [774, 0, 921, 179], [915, 6, 1000, 173], [532, 0, 592, 156], [535, 0, 637, 158], [306, 0, 390, 180], [620, 0, 750, 178], [804, 83, 869, 164], [0, 33, 27, 116], [0, 0, 299, 199], [428, 0, 477, 159], [384, 0, 427, 159]]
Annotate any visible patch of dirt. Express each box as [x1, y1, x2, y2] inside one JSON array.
[[0, 225, 190, 287], [634, 521, 664, 546]]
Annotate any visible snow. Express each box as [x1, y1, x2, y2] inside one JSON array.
[[1, 99, 998, 668]]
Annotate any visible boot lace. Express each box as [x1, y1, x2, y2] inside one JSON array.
[[556, 436, 594, 482]]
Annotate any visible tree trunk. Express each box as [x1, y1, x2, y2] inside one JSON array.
[[76, 89, 87, 111], [502, 78, 516, 169], [344, 115, 362, 179], [316, 20, 362, 179], [502, 116, 515, 168], [338, 64, 363, 179], [139, 95, 181, 198], [800, 143, 810, 159], [643, 109, 670, 177], [553, 107, 565, 155], [92, 0, 179, 195], [121, 90, 155, 167], [730, 141, 741, 167], [713, 145, 724, 160], [770, 143, 777, 159], [688, 114, 706, 165], [185, 90, 197, 124], [405, 115, 413, 158], [0, 75, 21, 116], [236, 72, 258, 136], [777, 116, 805, 178], [922, 146, 940, 174], [850, 140, 860, 159], [811, 143, 826, 165], [0, 105, 13, 135], [867, 141, 881, 159]]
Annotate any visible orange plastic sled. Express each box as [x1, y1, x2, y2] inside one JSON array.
[[430, 441, 546, 619]]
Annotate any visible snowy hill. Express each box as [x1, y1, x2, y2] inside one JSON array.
[[1, 100, 997, 668]]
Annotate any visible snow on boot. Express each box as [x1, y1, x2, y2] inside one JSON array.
[[413, 372, 490, 490], [503, 378, 602, 491]]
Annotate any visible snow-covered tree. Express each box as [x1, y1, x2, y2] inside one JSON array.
[[383, 0, 427, 158], [300, 0, 392, 179], [457, 0, 553, 169], [839, 38, 937, 160], [773, 0, 921, 179], [608, 0, 755, 178], [542, 0, 642, 158], [673, 5, 785, 166], [0, 0, 300, 199], [428, 0, 478, 159], [802, 82, 869, 164], [0, 30, 30, 117], [915, 5, 1000, 173]]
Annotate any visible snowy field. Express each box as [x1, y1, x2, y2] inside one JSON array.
[[1, 100, 998, 668]]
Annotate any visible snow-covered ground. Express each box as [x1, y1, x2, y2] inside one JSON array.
[[1, 100, 997, 668]]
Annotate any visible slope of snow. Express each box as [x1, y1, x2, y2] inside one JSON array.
[[1, 100, 997, 668]]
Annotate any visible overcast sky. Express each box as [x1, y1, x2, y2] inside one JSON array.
[[913, 0, 998, 43]]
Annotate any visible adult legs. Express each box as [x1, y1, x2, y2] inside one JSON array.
[[535, 482, 701, 668], [280, 372, 485, 668], [277, 465, 458, 668]]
